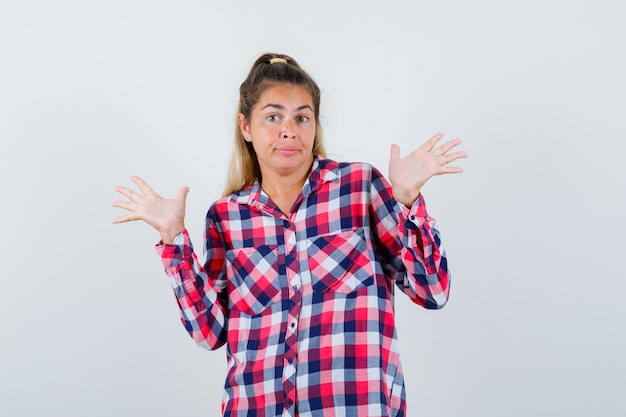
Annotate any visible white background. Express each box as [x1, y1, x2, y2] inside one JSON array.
[[1, 1, 625, 416]]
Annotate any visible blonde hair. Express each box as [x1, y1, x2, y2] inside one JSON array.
[[223, 53, 327, 196]]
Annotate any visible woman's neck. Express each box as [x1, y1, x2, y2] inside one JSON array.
[[260, 162, 313, 215]]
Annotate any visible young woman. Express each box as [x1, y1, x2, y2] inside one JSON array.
[[113, 53, 466, 417]]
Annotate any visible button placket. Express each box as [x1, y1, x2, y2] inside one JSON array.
[[282, 220, 300, 414]]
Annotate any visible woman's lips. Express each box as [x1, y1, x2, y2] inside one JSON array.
[[276, 147, 299, 156]]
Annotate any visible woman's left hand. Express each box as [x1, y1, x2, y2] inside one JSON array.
[[388, 133, 467, 207]]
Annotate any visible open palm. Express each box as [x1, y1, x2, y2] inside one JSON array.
[[389, 133, 467, 207], [112, 176, 189, 244]]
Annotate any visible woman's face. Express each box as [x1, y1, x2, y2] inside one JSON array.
[[239, 83, 316, 183]]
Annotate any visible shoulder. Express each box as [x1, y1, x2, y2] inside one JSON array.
[[206, 186, 254, 219], [316, 157, 377, 180]]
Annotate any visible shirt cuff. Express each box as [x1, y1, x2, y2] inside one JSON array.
[[155, 229, 190, 269], [405, 194, 429, 227]]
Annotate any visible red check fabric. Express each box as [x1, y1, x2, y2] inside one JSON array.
[[156, 157, 450, 417]]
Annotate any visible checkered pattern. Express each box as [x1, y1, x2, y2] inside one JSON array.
[[156, 157, 451, 417]]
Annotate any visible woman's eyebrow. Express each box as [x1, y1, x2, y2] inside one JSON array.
[[260, 104, 313, 111]]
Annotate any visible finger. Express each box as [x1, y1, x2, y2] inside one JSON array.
[[440, 151, 468, 165], [419, 132, 445, 152], [389, 144, 401, 161], [112, 200, 135, 211], [112, 212, 139, 224], [130, 176, 155, 195], [434, 138, 463, 156], [436, 166, 464, 175], [115, 185, 143, 202]]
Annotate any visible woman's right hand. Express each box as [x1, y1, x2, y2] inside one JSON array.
[[112, 176, 189, 244]]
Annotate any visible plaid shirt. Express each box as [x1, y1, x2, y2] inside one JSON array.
[[156, 157, 450, 417]]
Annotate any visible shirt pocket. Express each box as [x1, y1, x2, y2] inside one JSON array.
[[226, 245, 283, 316], [307, 228, 375, 294]]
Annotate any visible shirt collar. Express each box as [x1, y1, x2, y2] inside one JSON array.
[[303, 156, 339, 197], [231, 156, 339, 208]]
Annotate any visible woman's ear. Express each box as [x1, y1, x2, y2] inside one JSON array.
[[238, 113, 251, 142]]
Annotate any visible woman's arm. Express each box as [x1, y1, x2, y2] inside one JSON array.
[[370, 133, 466, 309], [156, 226, 228, 350], [370, 166, 451, 309], [113, 177, 228, 349]]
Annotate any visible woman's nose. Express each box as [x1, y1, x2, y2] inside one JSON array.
[[281, 120, 296, 139]]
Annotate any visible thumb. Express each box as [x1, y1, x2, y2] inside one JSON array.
[[390, 144, 401, 161], [176, 186, 190, 202]]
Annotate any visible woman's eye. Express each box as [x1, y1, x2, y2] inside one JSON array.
[[296, 115, 309, 123], [267, 115, 280, 122]]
